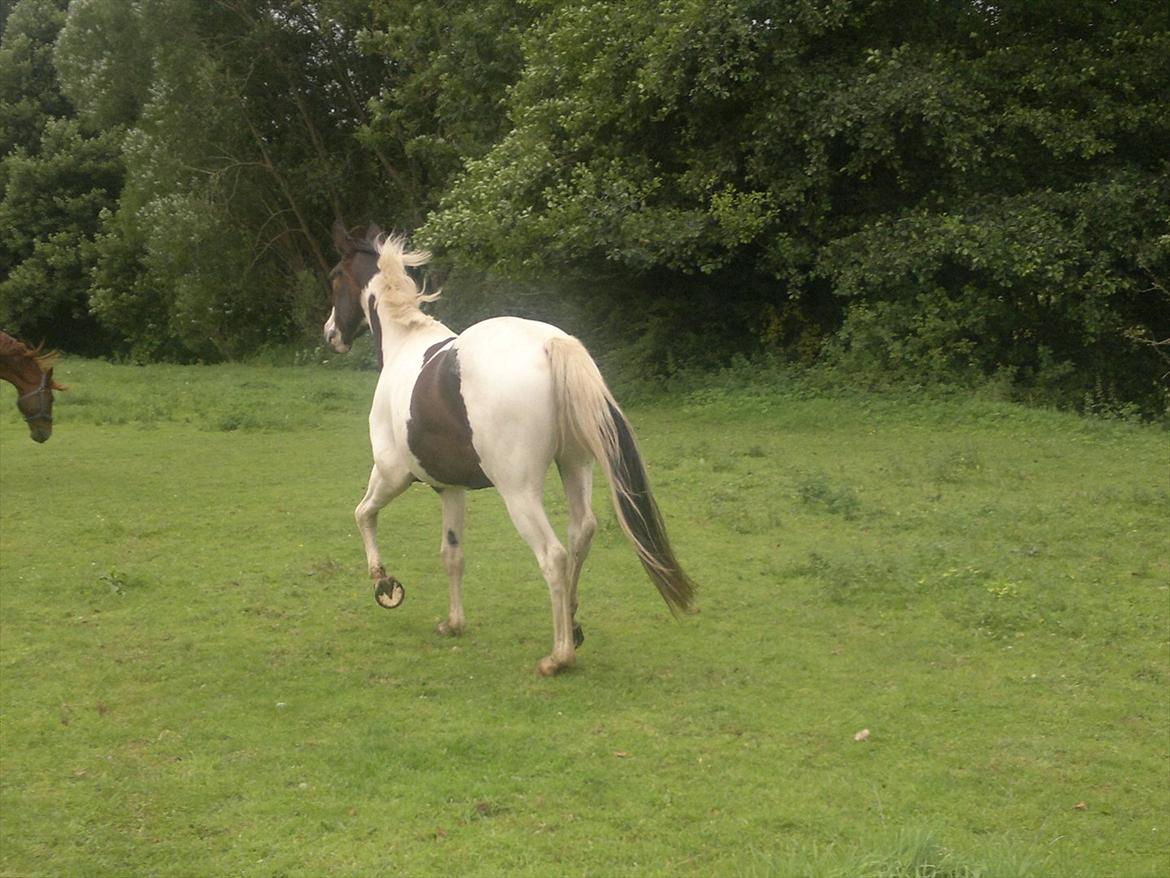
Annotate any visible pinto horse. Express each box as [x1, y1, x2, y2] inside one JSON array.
[[324, 222, 696, 675], [0, 331, 63, 443]]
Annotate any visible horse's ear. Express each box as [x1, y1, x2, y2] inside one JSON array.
[[332, 219, 353, 256], [364, 223, 384, 245]]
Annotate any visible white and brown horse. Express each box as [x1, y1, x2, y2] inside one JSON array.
[[0, 331, 64, 443], [324, 222, 696, 675]]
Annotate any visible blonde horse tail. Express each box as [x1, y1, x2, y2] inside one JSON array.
[[546, 336, 697, 616]]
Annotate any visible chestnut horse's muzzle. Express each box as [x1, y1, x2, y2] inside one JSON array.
[[18, 373, 53, 442]]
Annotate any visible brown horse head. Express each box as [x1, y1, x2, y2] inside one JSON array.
[[0, 331, 65, 443], [323, 220, 383, 353]]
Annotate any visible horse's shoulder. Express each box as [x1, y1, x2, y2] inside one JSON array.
[[405, 338, 492, 489]]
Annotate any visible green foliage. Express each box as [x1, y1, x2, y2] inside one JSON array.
[[421, 0, 787, 275], [0, 0, 71, 156], [50, 0, 403, 360], [423, 0, 1170, 414], [52, 0, 150, 130], [356, 0, 533, 224], [0, 0, 121, 352], [819, 171, 1169, 404], [2, 0, 1168, 413]]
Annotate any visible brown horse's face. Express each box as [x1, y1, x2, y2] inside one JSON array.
[[16, 368, 56, 443], [323, 221, 383, 353]]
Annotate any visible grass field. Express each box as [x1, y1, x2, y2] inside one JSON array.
[[1, 358, 1167, 876]]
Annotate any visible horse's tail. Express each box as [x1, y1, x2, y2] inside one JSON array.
[[546, 336, 697, 616]]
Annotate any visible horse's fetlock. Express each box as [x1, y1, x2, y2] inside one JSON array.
[[537, 653, 575, 677], [437, 619, 465, 637]]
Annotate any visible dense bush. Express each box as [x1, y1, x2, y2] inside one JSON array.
[[423, 1, 1170, 413], [1, 0, 1167, 413]]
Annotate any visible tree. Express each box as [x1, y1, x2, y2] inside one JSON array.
[[5, 0, 1165, 414], [0, 0, 120, 353], [356, 0, 535, 226], [422, 0, 1170, 412], [56, 0, 403, 359]]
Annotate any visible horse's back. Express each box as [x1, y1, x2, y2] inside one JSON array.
[[457, 316, 566, 354], [456, 316, 567, 386], [455, 317, 570, 485]]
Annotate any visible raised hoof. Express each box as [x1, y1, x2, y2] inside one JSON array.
[[437, 620, 464, 637], [573, 624, 585, 648], [374, 577, 405, 609]]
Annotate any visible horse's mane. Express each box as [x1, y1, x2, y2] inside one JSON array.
[[0, 332, 66, 391], [0, 331, 66, 388], [369, 235, 441, 329], [32, 348, 60, 373], [0, 331, 27, 358]]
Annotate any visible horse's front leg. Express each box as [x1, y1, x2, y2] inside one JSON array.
[[355, 464, 413, 608], [437, 489, 467, 636]]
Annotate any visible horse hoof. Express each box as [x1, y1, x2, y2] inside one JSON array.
[[536, 657, 560, 677], [573, 624, 585, 648], [536, 654, 575, 676], [437, 620, 464, 637], [374, 577, 405, 609]]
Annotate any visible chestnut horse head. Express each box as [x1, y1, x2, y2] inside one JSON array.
[[0, 331, 65, 443]]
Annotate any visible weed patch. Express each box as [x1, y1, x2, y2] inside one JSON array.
[[796, 471, 862, 519]]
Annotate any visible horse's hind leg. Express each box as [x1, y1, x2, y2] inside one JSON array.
[[500, 488, 575, 676], [437, 489, 467, 636], [355, 464, 413, 608], [558, 460, 596, 648]]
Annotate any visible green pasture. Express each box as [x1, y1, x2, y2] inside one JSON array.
[[1, 359, 1167, 877]]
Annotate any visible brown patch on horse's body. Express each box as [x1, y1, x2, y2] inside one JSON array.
[[407, 340, 493, 489]]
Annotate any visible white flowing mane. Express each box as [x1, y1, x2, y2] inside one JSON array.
[[368, 234, 441, 329]]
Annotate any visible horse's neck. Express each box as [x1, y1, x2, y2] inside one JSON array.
[[0, 354, 35, 392]]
